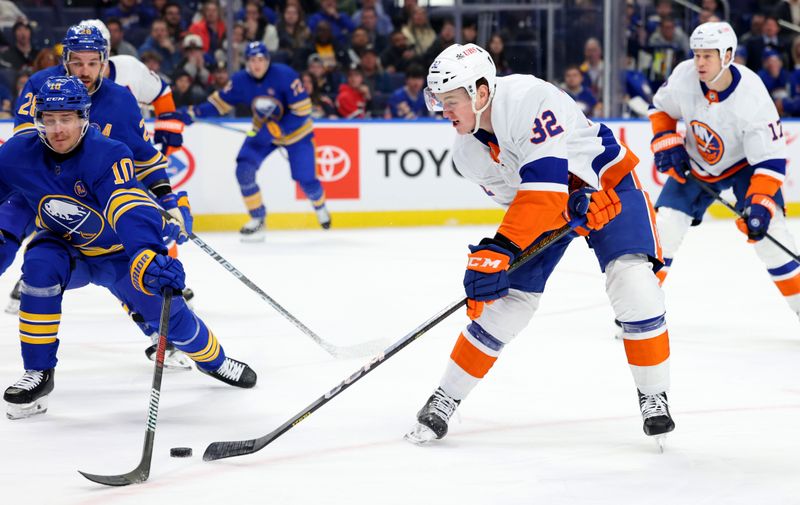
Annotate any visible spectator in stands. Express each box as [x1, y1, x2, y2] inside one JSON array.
[[423, 19, 455, 67], [645, 0, 674, 37], [163, 2, 187, 44], [104, 0, 156, 34], [32, 48, 58, 72], [381, 30, 417, 73], [216, 21, 248, 71], [179, 34, 210, 89], [392, 0, 417, 29], [336, 66, 370, 118], [189, 0, 226, 56], [739, 12, 765, 46], [301, 70, 337, 118], [402, 6, 436, 57], [307, 52, 340, 101], [360, 47, 391, 115], [346, 27, 372, 67], [561, 64, 598, 118], [209, 62, 230, 92], [0, 0, 26, 30], [277, 3, 311, 63], [580, 37, 603, 98], [759, 48, 791, 100], [645, 17, 689, 89], [308, 0, 356, 45], [141, 50, 168, 82], [172, 69, 208, 107], [488, 33, 512, 75], [0, 76, 11, 118], [244, 0, 279, 52], [358, 7, 389, 54], [624, 55, 652, 118], [461, 22, 478, 45], [139, 18, 180, 75], [106, 18, 139, 57], [296, 20, 348, 72], [734, 46, 748, 65], [777, 0, 800, 27], [790, 34, 800, 68], [353, 0, 393, 37], [13, 70, 29, 98], [386, 63, 427, 119], [746, 15, 789, 71], [0, 22, 37, 71]]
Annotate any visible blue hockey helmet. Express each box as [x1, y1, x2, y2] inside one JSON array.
[[245, 41, 269, 60], [34, 76, 92, 153], [62, 24, 109, 91]]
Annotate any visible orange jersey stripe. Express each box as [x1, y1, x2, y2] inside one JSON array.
[[775, 273, 800, 296], [623, 331, 670, 367], [450, 333, 497, 379], [600, 146, 639, 190], [746, 173, 783, 198], [649, 111, 678, 135], [152, 91, 177, 116], [498, 190, 568, 250], [691, 159, 748, 183]]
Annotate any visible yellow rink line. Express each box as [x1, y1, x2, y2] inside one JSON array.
[[193, 204, 800, 232]]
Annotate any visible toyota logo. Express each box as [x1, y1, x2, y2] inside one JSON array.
[[316, 145, 351, 182]]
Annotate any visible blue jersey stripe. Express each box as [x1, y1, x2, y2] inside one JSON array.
[[519, 157, 568, 185], [590, 123, 621, 175]]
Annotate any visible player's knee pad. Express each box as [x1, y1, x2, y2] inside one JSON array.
[[235, 159, 260, 190], [753, 214, 799, 268], [605, 254, 665, 322], [471, 289, 540, 344], [21, 237, 73, 292], [655, 207, 692, 258]]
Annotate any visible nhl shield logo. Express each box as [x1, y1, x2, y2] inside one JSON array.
[[38, 196, 104, 244], [689, 120, 724, 165]]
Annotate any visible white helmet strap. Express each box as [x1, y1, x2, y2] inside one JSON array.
[[469, 83, 493, 134], [708, 48, 732, 84]]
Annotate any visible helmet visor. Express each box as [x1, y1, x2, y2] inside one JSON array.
[[423, 87, 443, 112]]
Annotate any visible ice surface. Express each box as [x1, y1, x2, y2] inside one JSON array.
[[1, 222, 799, 504]]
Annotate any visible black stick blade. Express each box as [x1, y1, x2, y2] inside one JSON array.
[[203, 439, 258, 461], [78, 468, 148, 486]]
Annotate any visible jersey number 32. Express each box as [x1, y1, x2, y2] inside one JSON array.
[[530, 110, 563, 144]]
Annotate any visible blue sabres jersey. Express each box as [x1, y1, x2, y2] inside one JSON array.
[[194, 63, 313, 145], [0, 129, 165, 258], [14, 66, 169, 190]]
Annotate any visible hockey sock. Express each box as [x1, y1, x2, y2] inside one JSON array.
[[18, 284, 62, 371], [298, 180, 324, 204], [440, 322, 505, 400], [619, 314, 671, 395], [167, 308, 225, 371], [766, 260, 800, 313]]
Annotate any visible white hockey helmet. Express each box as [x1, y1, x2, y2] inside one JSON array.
[[425, 43, 497, 133], [690, 22, 737, 81], [79, 19, 111, 47]]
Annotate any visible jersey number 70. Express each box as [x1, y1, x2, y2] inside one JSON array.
[[530, 110, 564, 144]]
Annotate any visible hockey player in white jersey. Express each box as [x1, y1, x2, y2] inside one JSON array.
[[649, 22, 800, 317], [405, 43, 675, 448]]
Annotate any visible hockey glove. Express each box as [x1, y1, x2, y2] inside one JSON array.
[[154, 111, 185, 156], [562, 188, 622, 235], [159, 191, 193, 245], [175, 106, 196, 126], [130, 248, 186, 295], [464, 239, 516, 319], [736, 194, 778, 243], [651, 131, 690, 183]]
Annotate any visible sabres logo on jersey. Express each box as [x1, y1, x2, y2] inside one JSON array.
[[38, 195, 104, 245], [252, 95, 284, 121], [689, 120, 724, 165]]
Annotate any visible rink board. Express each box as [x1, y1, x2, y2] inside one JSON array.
[[1, 119, 798, 230]]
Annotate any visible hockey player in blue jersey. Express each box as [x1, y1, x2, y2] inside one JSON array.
[[179, 41, 331, 241], [0, 76, 257, 420]]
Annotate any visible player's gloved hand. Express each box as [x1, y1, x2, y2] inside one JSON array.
[[154, 111, 185, 156], [562, 188, 622, 235], [158, 191, 193, 244], [464, 239, 516, 319], [736, 194, 777, 243], [130, 248, 186, 295], [174, 106, 195, 126], [651, 131, 690, 183]]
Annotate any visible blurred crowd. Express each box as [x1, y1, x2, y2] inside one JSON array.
[[4, 1, 800, 121]]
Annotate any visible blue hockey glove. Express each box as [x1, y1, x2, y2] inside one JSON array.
[[130, 249, 186, 295], [154, 111, 185, 156], [651, 131, 690, 183], [174, 106, 196, 126], [158, 191, 193, 244], [464, 239, 517, 319], [736, 194, 778, 243]]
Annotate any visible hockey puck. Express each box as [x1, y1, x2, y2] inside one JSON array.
[[170, 447, 193, 458]]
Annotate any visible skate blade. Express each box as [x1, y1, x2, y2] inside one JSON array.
[[240, 233, 266, 243], [6, 396, 49, 420], [404, 423, 439, 445], [4, 299, 20, 315], [164, 354, 194, 370], [653, 434, 667, 453]]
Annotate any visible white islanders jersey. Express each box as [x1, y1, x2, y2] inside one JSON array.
[[651, 60, 786, 185], [109, 55, 172, 113]]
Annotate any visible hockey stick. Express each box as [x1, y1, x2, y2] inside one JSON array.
[[202, 223, 574, 461], [685, 170, 800, 262], [79, 289, 175, 486], [160, 211, 384, 358]]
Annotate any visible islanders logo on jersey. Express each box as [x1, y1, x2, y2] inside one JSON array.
[[38, 195, 104, 246], [689, 120, 724, 165]]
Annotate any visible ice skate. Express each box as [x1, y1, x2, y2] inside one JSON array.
[[404, 387, 460, 445], [4, 369, 55, 420], [638, 390, 675, 452], [145, 341, 193, 370], [198, 357, 257, 388], [314, 204, 331, 230], [240, 217, 266, 242], [5, 279, 20, 315]]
